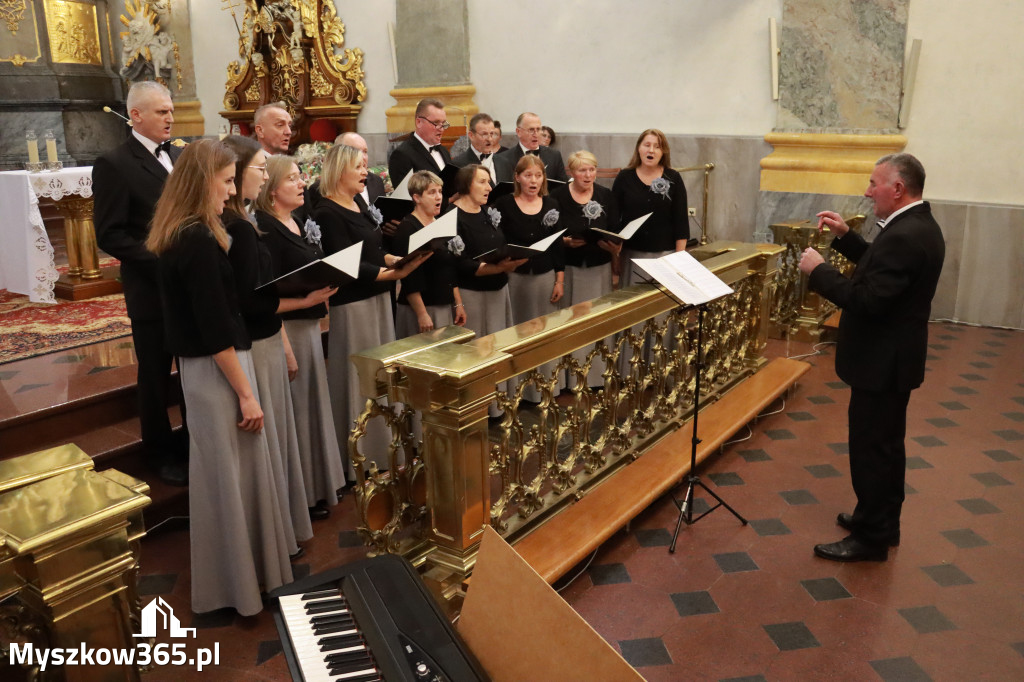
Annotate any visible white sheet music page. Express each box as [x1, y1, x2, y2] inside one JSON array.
[[632, 250, 733, 305], [407, 208, 458, 253], [322, 241, 363, 277], [389, 170, 413, 200], [523, 228, 566, 252]]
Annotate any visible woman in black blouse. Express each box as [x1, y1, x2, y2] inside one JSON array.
[[551, 150, 621, 388], [313, 144, 428, 474], [612, 128, 690, 287], [146, 139, 294, 616], [392, 170, 466, 338]]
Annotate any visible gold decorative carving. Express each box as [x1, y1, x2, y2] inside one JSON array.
[[244, 80, 260, 102], [309, 52, 332, 97], [8, 52, 28, 65], [43, 0, 101, 65], [0, 0, 27, 34]]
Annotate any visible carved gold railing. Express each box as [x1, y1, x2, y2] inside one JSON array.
[[767, 215, 863, 342], [349, 241, 783, 592]]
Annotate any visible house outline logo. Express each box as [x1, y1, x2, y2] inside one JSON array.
[[133, 597, 197, 639]]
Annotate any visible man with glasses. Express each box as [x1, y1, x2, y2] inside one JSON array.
[[453, 112, 499, 184], [494, 111, 567, 183], [388, 97, 453, 195]]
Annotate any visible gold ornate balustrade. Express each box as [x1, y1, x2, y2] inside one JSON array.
[[348, 241, 783, 591], [767, 215, 864, 343]]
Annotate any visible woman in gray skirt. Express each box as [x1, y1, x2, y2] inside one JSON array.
[[257, 155, 349, 509], [147, 139, 294, 615], [313, 144, 429, 474]]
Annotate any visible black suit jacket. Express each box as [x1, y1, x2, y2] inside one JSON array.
[[387, 137, 453, 188], [452, 147, 489, 167], [93, 136, 183, 320], [493, 145, 567, 184], [808, 202, 945, 393]]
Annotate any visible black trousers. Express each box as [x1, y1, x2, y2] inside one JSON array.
[[130, 317, 187, 463], [847, 386, 911, 546]]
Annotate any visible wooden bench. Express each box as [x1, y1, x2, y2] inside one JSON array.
[[514, 357, 810, 583]]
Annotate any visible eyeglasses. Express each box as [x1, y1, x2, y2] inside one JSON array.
[[417, 116, 450, 131], [520, 127, 542, 134], [248, 165, 267, 172]]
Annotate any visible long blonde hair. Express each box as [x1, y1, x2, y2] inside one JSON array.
[[319, 144, 362, 200], [147, 139, 237, 254]]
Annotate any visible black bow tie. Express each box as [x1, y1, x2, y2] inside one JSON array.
[[525, 149, 540, 156], [430, 145, 443, 153], [155, 141, 172, 156], [479, 152, 491, 160]]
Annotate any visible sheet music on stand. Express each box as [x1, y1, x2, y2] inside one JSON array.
[[631, 250, 733, 306]]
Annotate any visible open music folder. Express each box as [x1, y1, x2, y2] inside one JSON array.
[[256, 241, 363, 296], [389, 209, 459, 268], [590, 211, 652, 243], [474, 229, 566, 263], [631, 250, 733, 305]]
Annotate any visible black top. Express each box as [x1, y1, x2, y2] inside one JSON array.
[[313, 199, 389, 306], [612, 167, 689, 252], [455, 207, 508, 292], [392, 214, 458, 306], [256, 211, 328, 321], [158, 223, 250, 357], [551, 183, 619, 268], [225, 211, 282, 341], [493, 195, 565, 275]]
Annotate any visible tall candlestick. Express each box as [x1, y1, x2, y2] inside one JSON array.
[[26, 130, 40, 165], [45, 130, 58, 164]]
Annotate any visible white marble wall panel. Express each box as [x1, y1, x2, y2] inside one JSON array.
[[927, 202, 967, 322], [954, 204, 1024, 328]]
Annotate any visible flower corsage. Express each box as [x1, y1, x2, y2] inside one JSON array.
[[582, 200, 604, 221], [487, 206, 502, 228], [650, 176, 671, 199], [303, 218, 322, 247], [447, 235, 465, 256], [542, 208, 560, 227]]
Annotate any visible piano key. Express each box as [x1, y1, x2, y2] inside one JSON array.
[[302, 588, 342, 601], [328, 669, 380, 681], [311, 613, 355, 626]]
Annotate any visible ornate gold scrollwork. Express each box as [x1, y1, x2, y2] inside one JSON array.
[[244, 80, 260, 102], [45, 0, 101, 65], [0, 0, 27, 34]]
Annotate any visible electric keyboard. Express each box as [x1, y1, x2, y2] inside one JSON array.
[[270, 554, 487, 681]]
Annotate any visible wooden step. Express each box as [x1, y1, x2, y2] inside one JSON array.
[[513, 357, 811, 583]]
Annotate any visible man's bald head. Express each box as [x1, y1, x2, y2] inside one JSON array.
[[336, 132, 368, 162]]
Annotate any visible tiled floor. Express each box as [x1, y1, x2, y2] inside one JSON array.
[[2, 322, 1021, 681]]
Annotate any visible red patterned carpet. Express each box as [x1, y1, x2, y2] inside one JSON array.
[[0, 289, 131, 363]]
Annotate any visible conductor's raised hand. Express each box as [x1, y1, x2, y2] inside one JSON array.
[[798, 247, 824, 275], [816, 211, 850, 238]]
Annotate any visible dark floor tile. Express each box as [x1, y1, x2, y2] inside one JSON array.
[[713, 552, 758, 573], [870, 656, 932, 682], [969, 361, 993, 369], [619, 637, 672, 667], [116, 341, 135, 349], [905, 481, 918, 495], [137, 573, 178, 596], [15, 383, 50, 393], [938, 400, 968, 411], [708, 472, 744, 486], [982, 449, 1020, 462], [983, 341, 1005, 347], [912, 435, 946, 448], [590, 562, 631, 585], [87, 365, 117, 375], [826, 381, 849, 390], [801, 577, 851, 602], [763, 621, 820, 651], [898, 606, 957, 634], [635, 527, 672, 547], [927, 343, 948, 350], [52, 355, 86, 363], [779, 489, 818, 505], [959, 373, 987, 382], [956, 498, 1001, 515], [975, 349, 999, 358], [671, 590, 720, 617], [926, 354, 940, 363], [338, 530, 363, 548], [921, 564, 974, 587], [292, 563, 311, 580], [994, 429, 1023, 441], [906, 456, 933, 470], [190, 608, 237, 630], [807, 395, 834, 405], [1013, 642, 1024, 657], [925, 417, 957, 428], [1013, 396, 1024, 406], [940, 528, 989, 548], [738, 448, 771, 462], [787, 411, 816, 422], [971, 472, 1012, 487], [1003, 412, 1024, 422], [950, 386, 978, 395], [805, 464, 842, 478], [750, 518, 791, 536], [0, 370, 17, 380], [765, 429, 796, 440], [255, 639, 282, 666], [827, 442, 849, 455]]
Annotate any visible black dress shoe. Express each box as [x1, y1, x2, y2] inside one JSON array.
[[836, 513, 900, 546], [289, 547, 305, 561], [159, 461, 188, 487], [309, 506, 330, 521], [814, 535, 888, 562]]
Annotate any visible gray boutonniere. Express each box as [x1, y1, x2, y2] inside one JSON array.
[[582, 200, 604, 221], [367, 205, 384, 226], [542, 208, 560, 227], [650, 176, 671, 199], [487, 206, 502, 228], [447, 234, 465, 256], [303, 218, 322, 247]]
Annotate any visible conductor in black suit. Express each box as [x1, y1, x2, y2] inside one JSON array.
[[93, 81, 187, 486], [799, 153, 945, 562], [387, 98, 452, 192], [493, 112, 567, 183], [452, 113, 499, 184]]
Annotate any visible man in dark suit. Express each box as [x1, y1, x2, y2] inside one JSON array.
[[253, 102, 292, 155], [93, 81, 187, 487], [387, 97, 452, 192], [799, 153, 945, 562], [493, 111, 567, 183], [452, 112, 499, 184]]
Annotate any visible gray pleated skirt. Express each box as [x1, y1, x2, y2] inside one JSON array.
[[565, 263, 614, 387], [251, 332, 313, 545], [460, 286, 514, 417], [395, 302, 455, 339], [180, 351, 293, 616], [508, 271, 562, 402], [283, 317, 348, 501], [327, 293, 399, 474]]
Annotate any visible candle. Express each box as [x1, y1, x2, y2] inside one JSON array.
[[45, 130, 58, 164], [26, 130, 40, 165]]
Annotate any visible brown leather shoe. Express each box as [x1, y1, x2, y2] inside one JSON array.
[[814, 535, 888, 562], [836, 513, 900, 546]]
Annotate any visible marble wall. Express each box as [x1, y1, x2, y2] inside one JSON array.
[[395, 0, 469, 87]]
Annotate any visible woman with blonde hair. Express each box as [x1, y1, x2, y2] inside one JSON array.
[[147, 138, 294, 615]]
